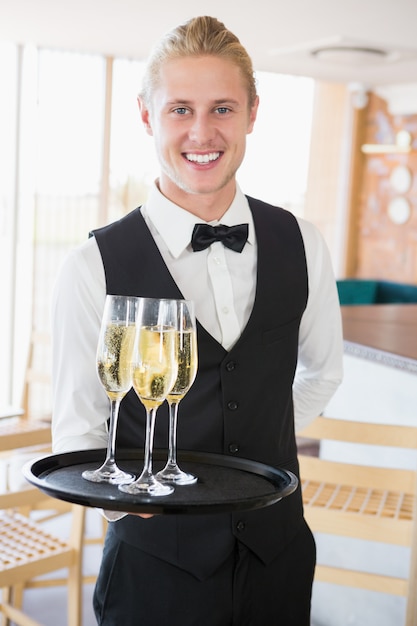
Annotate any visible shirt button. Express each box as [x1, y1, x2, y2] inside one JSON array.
[[236, 521, 246, 532], [227, 401, 238, 411], [225, 361, 236, 372], [222, 306, 229, 314], [229, 443, 239, 454]]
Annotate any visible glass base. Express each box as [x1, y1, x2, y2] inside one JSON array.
[[156, 465, 198, 486], [82, 467, 135, 485], [118, 475, 174, 496]]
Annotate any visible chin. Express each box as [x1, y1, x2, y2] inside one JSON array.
[[182, 173, 234, 195], [163, 164, 234, 198]]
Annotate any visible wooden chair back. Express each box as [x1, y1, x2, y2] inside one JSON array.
[[298, 416, 417, 626], [20, 330, 52, 421], [0, 330, 52, 452]]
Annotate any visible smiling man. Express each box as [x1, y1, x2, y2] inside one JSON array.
[[52, 16, 343, 626], [139, 54, 258, 218]]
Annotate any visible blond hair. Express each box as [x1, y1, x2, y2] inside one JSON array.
[[140, 16, 257, 107]]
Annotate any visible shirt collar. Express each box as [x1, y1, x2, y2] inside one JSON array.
[[144, 181, 255, 259]]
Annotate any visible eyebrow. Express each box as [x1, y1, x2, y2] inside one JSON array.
[[165, 99, 241, 107]]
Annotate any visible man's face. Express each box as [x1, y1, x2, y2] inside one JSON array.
[[139, 55, 258, 213]]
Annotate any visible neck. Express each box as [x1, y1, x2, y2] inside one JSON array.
[[157, 179, 237, 222]]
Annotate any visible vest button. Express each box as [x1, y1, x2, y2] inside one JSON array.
[[227, 401, 239, 411], [225, 361, 236, 372], [236, 521, 246, 532], [229, 443, 239, 454]]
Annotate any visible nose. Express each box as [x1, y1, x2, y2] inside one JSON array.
[[188, 112, 215, 146]]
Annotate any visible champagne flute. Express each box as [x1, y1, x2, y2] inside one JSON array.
[[82, 294, 139, 484], [156, 300, 198, 485], [119, 297, 178, 497]]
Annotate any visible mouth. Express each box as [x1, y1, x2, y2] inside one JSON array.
[[184, 152, 221, 164]]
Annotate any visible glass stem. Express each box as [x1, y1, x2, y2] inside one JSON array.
[[105, 399, 121, 465], [142, 407, 158, 478], [167, 401, 179, 466]]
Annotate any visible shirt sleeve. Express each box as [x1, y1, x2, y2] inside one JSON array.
[[51, 238, 109, 453], [293, 218, 344, 432]]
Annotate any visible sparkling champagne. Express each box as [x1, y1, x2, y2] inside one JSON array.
[[167, 330, 198, 403], [133, 326, 177, 410], [97, 323, 136, 401]]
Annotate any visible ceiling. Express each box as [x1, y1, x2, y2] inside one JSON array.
[[1, 0, 417, 88]]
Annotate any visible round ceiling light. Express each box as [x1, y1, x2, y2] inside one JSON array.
[[311, 46, 388, 65]]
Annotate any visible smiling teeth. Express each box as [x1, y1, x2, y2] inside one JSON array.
[[185, 152, 220, 163]]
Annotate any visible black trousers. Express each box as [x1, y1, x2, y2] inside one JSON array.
[[93, 519, 316, 626]]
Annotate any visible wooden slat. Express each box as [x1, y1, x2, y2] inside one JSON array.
[[20, 330, 51, 419], [0, 488, 51, 511], [405, 480, 417, 624], [0, 601, 43, 626], [299, 454, 416, 493], [304, 503, 412, 545], [314, 564, 408, 596], [0, 417, 51, 451], [299, 416, 417, 449]]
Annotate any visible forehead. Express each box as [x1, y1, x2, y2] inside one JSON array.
[[153, 55, 249, 105]]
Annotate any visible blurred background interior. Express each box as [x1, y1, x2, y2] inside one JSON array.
[[1, 1, 417, 625]]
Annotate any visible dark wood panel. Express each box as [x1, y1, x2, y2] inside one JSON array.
[[341, 304, 417, 361]]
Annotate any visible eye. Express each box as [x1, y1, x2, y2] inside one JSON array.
[[215, 107, 230, 114], [173, 107, 188, 115]]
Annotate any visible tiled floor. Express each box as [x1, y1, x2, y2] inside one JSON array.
[[21, 583, 97, 626]]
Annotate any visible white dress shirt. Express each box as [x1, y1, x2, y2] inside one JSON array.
[[51, 182, 343, 453]]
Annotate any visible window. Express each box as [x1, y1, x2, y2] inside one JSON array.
[[0, 43, 18, 404], [239, 71, 314, 214]]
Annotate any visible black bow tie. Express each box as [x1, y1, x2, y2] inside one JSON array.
[[191, 223, 249, 253]]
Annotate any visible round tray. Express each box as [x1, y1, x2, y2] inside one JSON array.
[[23, 449, 298, 515]]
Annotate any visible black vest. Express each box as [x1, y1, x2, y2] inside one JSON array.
[[93, 196, 308, 580]]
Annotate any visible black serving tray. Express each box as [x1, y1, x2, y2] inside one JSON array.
[[23, 449, 298, 515]]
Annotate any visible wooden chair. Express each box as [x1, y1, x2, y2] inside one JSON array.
[[0, 485, 86, 626], [1, 446, 106, 584], [0, 330, 52, 452], [298, 416, 417, 626]]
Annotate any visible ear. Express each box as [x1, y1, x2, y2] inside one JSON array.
[[247, 95, 259, 135], [137, 96, 153, 136]]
